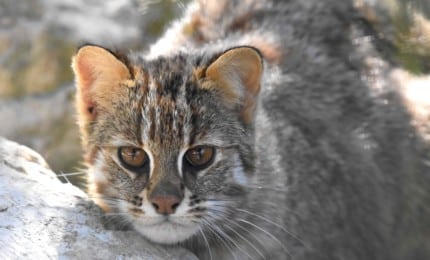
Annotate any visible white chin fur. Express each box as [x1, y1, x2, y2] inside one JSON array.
[[133, 221, 199, 244]]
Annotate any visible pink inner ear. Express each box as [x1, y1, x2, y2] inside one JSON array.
[[75, 57, 97, 118]]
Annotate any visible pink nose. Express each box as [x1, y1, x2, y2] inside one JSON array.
[[150, 195, 181, 215]]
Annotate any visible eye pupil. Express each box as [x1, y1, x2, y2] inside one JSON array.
[[118, 147, 148, 169], [185, 146, 215, 168]]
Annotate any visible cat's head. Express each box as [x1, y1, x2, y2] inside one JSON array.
[[72, 45, 263, 244]]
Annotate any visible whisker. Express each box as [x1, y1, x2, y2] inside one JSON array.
[[90, 196, 126, 202], [237, 218, 292, 258], [204, 197, 303, 219], [208, 205, 299, 255], [204, 198, 238, 202], [236, 208, 309, 249], [104, 212, 130, 216], [199, 226, 213, 260], [209, 197, 305, 219], [242, 185, 287, 192], [222, 221, 266, 259], [207, 201, 301, 248], [201, 218, 238, 260], [204, 216, 258, 260], [227, 220, 268, 252], [88, 195, 128, 202], [57, 171, 87, 176]]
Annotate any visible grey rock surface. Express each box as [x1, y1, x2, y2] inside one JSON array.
[[0, 85, 81, 176], [0, 137, 197, 259]]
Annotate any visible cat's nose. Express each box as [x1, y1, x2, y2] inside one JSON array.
[[150, 195, 181, 215]]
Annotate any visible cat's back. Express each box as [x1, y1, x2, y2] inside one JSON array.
[[271, 13, 429, 260]]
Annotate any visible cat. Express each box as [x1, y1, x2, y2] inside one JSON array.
[[72, 0, 430, 259]]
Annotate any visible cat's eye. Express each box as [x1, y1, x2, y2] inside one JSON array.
[[184, 146, 215, 168], [118, 147, 148, 170]]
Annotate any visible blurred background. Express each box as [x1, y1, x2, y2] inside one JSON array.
[[0, 0, 429, 188]]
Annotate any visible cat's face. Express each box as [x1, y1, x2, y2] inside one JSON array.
[[72, 45, 262, 244]]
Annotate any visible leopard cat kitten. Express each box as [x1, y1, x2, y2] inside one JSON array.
[[72, 44, 287, 258], [72, 0, 430, 260]]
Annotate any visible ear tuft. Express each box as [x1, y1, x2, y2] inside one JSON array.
[[204, 46, 263, 124]]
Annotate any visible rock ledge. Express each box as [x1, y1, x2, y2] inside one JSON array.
[[0, 137, 196, 260]]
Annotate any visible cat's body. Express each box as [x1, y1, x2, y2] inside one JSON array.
[[72, 0, 430, 259]]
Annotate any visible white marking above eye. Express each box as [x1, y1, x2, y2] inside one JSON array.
[[146, 149, 155, 178], [232, 153, 248, 185], [109, 136, 140, 148], [177, 148, 187, 178]]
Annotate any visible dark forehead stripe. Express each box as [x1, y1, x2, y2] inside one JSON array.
[[136, 53, 219, 148], [146, 55, 191, 100], [148, 106, 156, 141], [138, 55, 190, 148]]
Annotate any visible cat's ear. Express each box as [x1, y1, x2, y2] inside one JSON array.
[[204, 46, 263, 124], [72, 45, 132, 122]]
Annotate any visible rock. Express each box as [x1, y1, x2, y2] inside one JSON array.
[[0, 85, 82, 179], [0, 137, 197, 260], [0, 0, 143, 98]]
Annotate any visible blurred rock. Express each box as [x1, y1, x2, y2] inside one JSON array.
[[0, 84, 83, 182], [0, 0, 147, 98], [0, 137, 197, 259], [356, 0, 430, 73], [353, 0, 430, 141]]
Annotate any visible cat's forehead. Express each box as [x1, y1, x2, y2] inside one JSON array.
[[133, 55, 199, 100], [143, 54, 196, 83], [135, 54, 202, 110], [127, 54, 214, 153]]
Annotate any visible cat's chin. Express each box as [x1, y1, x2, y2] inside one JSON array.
[[132, 220, 199, 244]]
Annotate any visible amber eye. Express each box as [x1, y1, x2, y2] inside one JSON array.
[[184, 146, 215, 168], [118, 147, 148, 169]]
